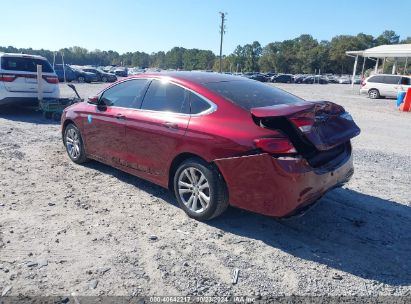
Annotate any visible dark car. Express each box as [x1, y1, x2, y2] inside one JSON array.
[[113, 68, 128, 77], [82, 68, 117, 82], [249, 73, 267, 82], [61, 72, 360, 221], [271, 74, 293, 83], [303, 76, 329, 84], [293, 75, 307, 84], [54, 64, 98, 83]]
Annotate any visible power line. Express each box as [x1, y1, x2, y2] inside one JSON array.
[[219, 12, 227, 73]]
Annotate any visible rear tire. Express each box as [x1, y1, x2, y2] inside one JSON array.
[[368, 89, 380, 99], [173, 158, 229, 221], [77, 76, 85, 83], [102, 76, 108, 82], [63, 123, 88, 164]]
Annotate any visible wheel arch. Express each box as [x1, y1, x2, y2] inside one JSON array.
[[168, 152, 225, 190]]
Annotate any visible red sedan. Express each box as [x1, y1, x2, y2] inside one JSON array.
[[61, 72, 360, 220]]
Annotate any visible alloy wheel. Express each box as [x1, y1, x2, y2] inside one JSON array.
[[65, 128, 81, 159], [177, 167, 210, 213]]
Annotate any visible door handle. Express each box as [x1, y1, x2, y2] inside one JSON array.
[[163, 121, 178, 129], [116, 114, 126, 120]]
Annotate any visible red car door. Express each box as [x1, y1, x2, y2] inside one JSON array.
[[124, 79, 190, 186], [82, 79, 150, 166]]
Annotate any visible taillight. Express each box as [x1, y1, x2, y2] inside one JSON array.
[[289, 117, 314, 133], [43, 76, 59, 84], [0, 74, 17, 82], [254, 137, 296, 154], [361, 81, 366, 87]]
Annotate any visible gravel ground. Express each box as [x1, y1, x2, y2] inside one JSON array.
[[0, 82, 410, 298]]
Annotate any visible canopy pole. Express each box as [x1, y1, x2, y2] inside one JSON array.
[[404, 58, 408, 74], [382, 57, 386, 73], [361, 57, 367, 78], [392, 59, 397, 74], [374, 58, 379, 74], [351, 55, 358, 88]]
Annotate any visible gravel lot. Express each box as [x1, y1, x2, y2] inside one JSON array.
[[0, 82, 410, 298]]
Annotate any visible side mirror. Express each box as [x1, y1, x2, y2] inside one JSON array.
[[88, 95, 99, 104]]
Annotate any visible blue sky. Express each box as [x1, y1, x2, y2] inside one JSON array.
[[2, 0, 410, 55]]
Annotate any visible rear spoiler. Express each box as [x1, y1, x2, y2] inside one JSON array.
[[250, 101, 316, 118]]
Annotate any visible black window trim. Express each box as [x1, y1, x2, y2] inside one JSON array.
[[94, 77, 217, 116]]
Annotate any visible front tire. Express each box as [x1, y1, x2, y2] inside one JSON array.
[[368, 89, 380, 99], [64, 123, 88, 164], [173, 158, 228, 221], [102, 76, 108, 82], [77, 76, 85, 83]]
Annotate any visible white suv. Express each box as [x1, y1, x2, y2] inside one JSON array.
[[360, 74, 411, 99], [0, 53, 60, 105]]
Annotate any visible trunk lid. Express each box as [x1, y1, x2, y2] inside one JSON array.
[[251, 101, 360, 151]]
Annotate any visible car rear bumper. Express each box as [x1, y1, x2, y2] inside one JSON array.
[[0, 89, 60, 106], [214, 151, 354, 217]]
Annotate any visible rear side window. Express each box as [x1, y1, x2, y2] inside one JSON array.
[[100, 79, 149, 108], [368, 75, 384, 83], [204, 80, 303, 110], [383, 76, 401, 84], [190, 93, 211, 114], [1, 56, 53, 73], [141, 80, 190, 113]]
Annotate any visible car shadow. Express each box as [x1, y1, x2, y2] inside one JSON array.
[[210, 188, 411, 286], [82, 160, 411, 286], [0, 105, 60, 125]]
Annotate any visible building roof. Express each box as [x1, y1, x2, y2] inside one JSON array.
[[346, 44, 411, 58]]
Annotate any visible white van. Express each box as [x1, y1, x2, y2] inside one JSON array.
[[360, 74, 411, 99], [0, 53, 60, 105]]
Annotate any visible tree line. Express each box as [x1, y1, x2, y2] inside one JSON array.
[[1, 30, 409, 74]]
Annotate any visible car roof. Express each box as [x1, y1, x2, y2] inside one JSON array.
[[136, 71, 246, 84], [0, 53, 47, 60]]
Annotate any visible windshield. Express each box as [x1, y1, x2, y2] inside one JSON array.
[[203, 80, 304, 110]]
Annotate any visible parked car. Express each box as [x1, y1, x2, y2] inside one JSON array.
[[61, 72, 360, 220], [271, 74, 293, 83], [113, 67, 128, 77], [54, 64, 98, 83], [81, 67, 117, 82], [0, 53, 59, 105], [293, 75, 307, 84], [360, 74, 411, 99], [338, 76, 351, 84], [303, 76, 329, 84], [249, 73, 267, 82]]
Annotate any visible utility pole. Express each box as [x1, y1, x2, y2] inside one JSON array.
[[219, 12, 227, 73]]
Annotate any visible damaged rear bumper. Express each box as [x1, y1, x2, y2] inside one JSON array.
[[214, 151, 353, 217]]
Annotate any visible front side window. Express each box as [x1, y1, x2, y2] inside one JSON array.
[[100, 79, 149, 108], [400, 77, 411, 85], [1, 57, 53, 73], [204, 79, 303, 110], [141, 80, 190, 113]]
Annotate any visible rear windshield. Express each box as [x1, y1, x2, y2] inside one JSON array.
[[203, 80, 304, 110], [1, 56, 54, 73]]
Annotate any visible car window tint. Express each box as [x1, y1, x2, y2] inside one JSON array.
[[368, 76, 384, 83], [141, 80, 189, 113], [204, 80, 303, 110], [190, 93, 211, 114], [101, 79, 149, 108], [400, 77, 410, 85], [1, 57, 53, 73], [383, 76, 401, 84]]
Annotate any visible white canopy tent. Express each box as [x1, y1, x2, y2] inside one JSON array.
[[346, 44, 411, 86]]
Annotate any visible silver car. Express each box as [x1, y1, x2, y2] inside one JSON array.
[[360, 74, 411, 99]]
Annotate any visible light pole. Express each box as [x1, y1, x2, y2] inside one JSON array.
[[219, 12, 227, 73]]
